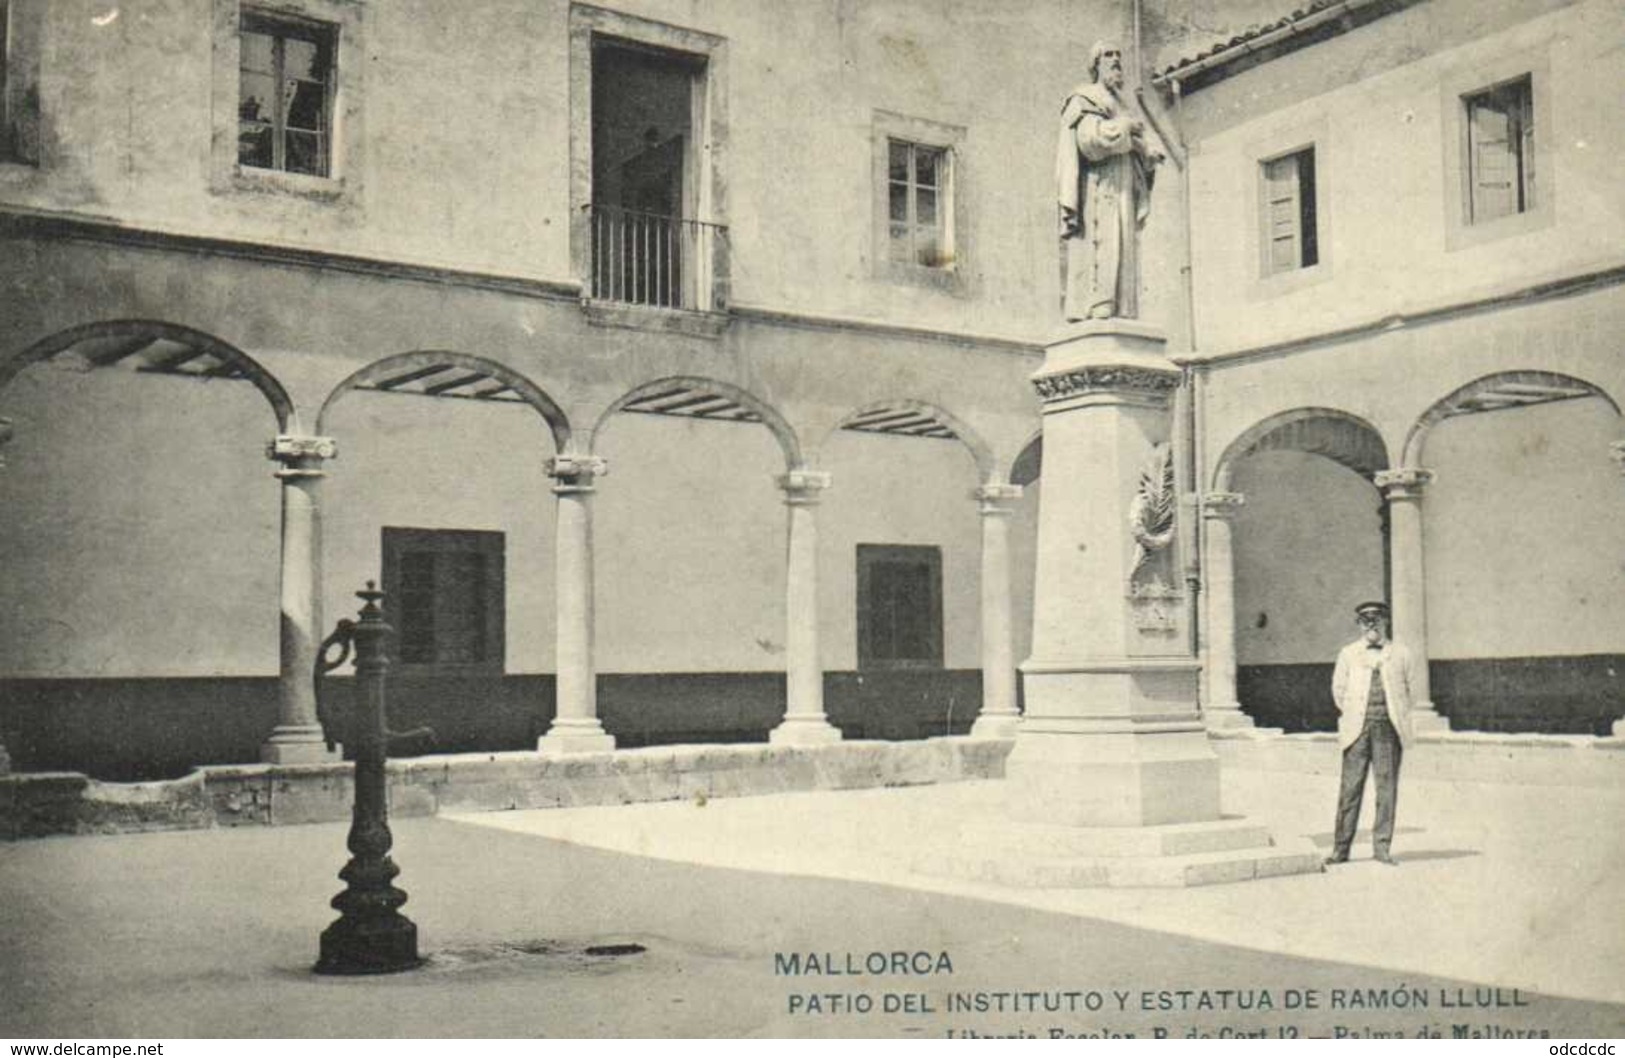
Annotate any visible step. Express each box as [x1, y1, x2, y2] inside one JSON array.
[[919, 835, 1324, 889]]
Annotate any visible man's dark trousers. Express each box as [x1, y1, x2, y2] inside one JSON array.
[[1333, 713, 1402, 858]]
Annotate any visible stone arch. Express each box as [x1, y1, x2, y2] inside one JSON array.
[[592, 376, 802, 468], [821, 398, 995, 482], [1213, 407, 1389, 491], [1009, 430, 1043, 487], [316, 351, 572, 450], [0, 319, 294, 430], [1403, 370, 1621, 467]]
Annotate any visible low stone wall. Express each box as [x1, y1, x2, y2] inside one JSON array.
[[0, 737, 1012, 839], [7, 730, 1621, 840], [1212, 728, 1625, 787]]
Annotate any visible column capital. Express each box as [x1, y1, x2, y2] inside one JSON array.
[[1374, 467, 1435, 498], [268, 434, 338, 462], [1610, 440, 1625, 476], [974, 482, 1023, 514], [547, 454, 609, 481], [268, 435, 336, 479], [1200, 491, 1245, 519], [777, 469, 832, 504]]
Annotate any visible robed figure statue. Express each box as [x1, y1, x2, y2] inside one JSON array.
[[1057, 41, 1163, 321]]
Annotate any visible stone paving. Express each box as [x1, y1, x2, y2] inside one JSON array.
[[1, 766, 1621, 1038]]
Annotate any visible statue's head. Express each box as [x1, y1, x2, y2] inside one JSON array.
[[1090, 40, 1126, 89]]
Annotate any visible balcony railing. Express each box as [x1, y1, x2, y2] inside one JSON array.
[[584, 203, 725, 312]]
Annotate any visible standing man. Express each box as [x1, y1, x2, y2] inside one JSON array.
[[1056, 40, 1163, 321], [1326, 601, 1417, 866]]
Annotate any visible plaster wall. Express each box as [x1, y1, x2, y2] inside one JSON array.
[[1198, 283, 1625, 487], [0, 0, 1144, 342], [1229, 451, 1382, 667], [0, 364, 280, 677], [1176, 0, 1623, 357], [1422, 395, 1625, 659]]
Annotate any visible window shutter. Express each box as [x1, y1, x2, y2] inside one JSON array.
[[1468, 99, 1516, 222], [1263, 155, 1301, 275]]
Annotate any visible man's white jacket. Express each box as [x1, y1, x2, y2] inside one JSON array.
[[1330, 640, 1418, 750]]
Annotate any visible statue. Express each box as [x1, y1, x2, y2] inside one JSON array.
[[1057, 41, 1163, 321]]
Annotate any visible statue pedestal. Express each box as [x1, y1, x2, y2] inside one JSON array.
[[930, 321, 1320, 886], [1009, 321, 1218, 826]]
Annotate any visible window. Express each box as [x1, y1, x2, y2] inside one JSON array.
[[1260, 147, 1318, 275], [1464, 75, 1534, 224], [587, 38, 712, 309], [870, 112, 965, 291], [856, 544, 943, 670], [570, 5, 728, 324], [381, 528, 505, 671], [887, 140, 951, 268], [238, 11, 335, 177]]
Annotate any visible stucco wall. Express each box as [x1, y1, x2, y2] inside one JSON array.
[[1230, 451, 1382, 667], [1176, 0, 1622, 357], [1423, 395, 1624, 659], [0, 364, 280, 677], [0, 0, 1147, 342]]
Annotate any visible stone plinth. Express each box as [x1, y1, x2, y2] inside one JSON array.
[[1010, 322, 1219, 828], [983, 321, 1317, 886]]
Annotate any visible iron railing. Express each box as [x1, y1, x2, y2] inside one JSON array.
[[584, 204, 725, 311]]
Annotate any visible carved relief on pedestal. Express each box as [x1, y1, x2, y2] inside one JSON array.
[[1127, 443, 1181, 634], [1032, 364, 1179, 403]]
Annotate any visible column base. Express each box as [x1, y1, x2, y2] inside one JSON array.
[[769, 715, 843, 746], [1202, 702, 1258, 732], [1411, 704, 1450, 734], [260, 726, 341, 765], [536, 719, 616, 755], [315, 912, 420, 976], [968, 712, 1021, 739]]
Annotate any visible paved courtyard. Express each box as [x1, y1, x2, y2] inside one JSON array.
[[1, 766, 1621, 1038]]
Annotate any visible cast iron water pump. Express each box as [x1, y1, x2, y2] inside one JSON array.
[[312, 581, 420, 975]]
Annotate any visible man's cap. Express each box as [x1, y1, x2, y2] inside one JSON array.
[[1354, 601, 1390, 618]]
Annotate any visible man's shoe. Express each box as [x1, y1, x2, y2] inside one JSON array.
[[1374, 851, 1398, 866], [1323, 853, 1348, 867]]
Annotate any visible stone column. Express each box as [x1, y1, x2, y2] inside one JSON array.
[[262, 435, 342, 764], [970, 483, 1023, 738], [0, 416, 12, 773], [770, 469, 841, 745], [538, 455, 615, 754], [1611, 442, 1625, 737], [1200, 491, 1254, 731], [1009, 322, 1216, 827], [1375, 467, 1447, 732]]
